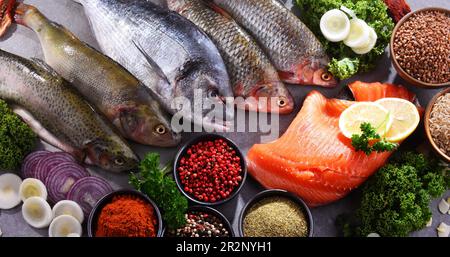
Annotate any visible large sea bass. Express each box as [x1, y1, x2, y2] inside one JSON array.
[[167, 0, 294, 114], [3, 1, 180, 147], [74, 0, 234, 130], [212, 0, 337, 87], [0, 50, 139, 172]]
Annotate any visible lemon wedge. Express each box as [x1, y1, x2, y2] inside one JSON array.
[[339, 102, 393, 139], [375, 98, 420, 142]]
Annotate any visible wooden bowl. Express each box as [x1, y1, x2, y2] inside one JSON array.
[[390, 7, 450, 88], [424, 87, 450, 163]]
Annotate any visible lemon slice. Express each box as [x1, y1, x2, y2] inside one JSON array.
[[339, 102, 393, 139], [375, 98, 420, 142]]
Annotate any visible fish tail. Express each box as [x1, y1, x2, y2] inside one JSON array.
[[0, 0, 15, 36]]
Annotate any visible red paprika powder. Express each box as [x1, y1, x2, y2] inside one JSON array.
[[95, 195, 158, 237]]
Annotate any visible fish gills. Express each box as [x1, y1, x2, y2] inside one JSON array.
[[0, 50, 138, 172], [12, 2, 180, 147], [168, 0, 294, 114], [213, 0, 337, 87]]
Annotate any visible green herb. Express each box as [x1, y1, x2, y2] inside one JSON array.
[[130, 153, 188, 230], [328, 58, 360, 81], [0, 99, 37, 170], [337, 152, 449, 237], [351, 122, 397, 155], [296, 0, 395, 80]]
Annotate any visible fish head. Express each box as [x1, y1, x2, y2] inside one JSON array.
[[238, 81, 294, 114], [85, 138, 139, 173], [174, 61, 234, 130], [281, 57, 337, 87], [116, 103, 181, 147]]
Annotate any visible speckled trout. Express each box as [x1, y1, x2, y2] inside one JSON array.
[[0, 50, 139, 172], [6, 2, 180, 147]]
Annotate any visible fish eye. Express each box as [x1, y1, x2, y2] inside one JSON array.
[[277, 97, 287, 107], [155, 124, 167, 135], [114, 157, 125, 166], [208, 89, 219, 99], [321, 72, 332, 81]]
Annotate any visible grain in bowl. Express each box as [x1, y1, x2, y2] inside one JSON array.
[[429, 93, 450, 157], [393, 10, 450, 84]]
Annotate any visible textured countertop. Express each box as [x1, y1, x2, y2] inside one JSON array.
[[0, 0, 448, 237]]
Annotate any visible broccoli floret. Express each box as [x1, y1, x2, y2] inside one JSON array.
[[328, 58, 360, 80], [0, 100, 37, 170]]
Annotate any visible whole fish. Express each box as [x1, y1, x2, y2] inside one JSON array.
[[0, 49, 139, 172], [74, 0, 234, 130], [7, 2, 180, 147], [167, 0, 294, 114], [212, 0, 337, 87]]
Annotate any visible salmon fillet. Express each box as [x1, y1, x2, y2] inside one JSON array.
[[247, 82, 419, 206]]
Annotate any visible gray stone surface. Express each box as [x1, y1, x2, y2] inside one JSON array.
[[0, 0, 448, 237]]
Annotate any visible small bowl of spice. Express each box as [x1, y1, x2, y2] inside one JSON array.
[[239, 189, 313, 237], [164, 206, 234, 237], [425, 87, 450, 162], [174, 134, 247, 206], [390, 8, 450, 88], [87, 190, 163, 237]]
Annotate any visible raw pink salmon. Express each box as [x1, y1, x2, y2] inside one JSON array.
[[247, 82, 420, 206]]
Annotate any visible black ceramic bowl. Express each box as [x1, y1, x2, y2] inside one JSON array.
[[87, 190, 163, 237], [238, 189, 314, 237], [174, 134, 247, 206], [163, 205, 235, 237]]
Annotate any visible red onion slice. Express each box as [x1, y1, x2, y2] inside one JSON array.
[[45, 161, 90, 204], [34, 152, 77, 182], [21, 151, 51, 179], [67, 177, 113, 216]]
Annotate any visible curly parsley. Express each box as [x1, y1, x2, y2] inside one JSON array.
[[130, 153, 188, 230], [351, 122, 397, 155]]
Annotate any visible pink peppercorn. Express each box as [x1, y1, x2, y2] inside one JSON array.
[[178, 139, 243, 203]]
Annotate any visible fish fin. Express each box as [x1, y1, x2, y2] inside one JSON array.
[[204, 1, 233, 20], [0, 0, 15, 37], [11, 105, 84, 160], [131, 40, 168, 82], [71, 0, 82, 5], [30, 58, 61, 77]]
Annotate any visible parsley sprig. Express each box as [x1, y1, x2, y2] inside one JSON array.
[[130, 153, 188, 230], [351, 122, 398, 155]]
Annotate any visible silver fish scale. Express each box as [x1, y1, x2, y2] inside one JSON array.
[[174, 0, 280, 97], [80, 0, 230, 111], [214, 0, 327, 71]]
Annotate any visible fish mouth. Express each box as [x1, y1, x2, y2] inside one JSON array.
[[279, 61, 338, 88], [0, 0, 15, 37], [235, 83, 294, 114]]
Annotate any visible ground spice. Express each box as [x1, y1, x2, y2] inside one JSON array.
[[243, 196, 308, 237], [429, 93, 450, 156], [95, 195, 158, 237]]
